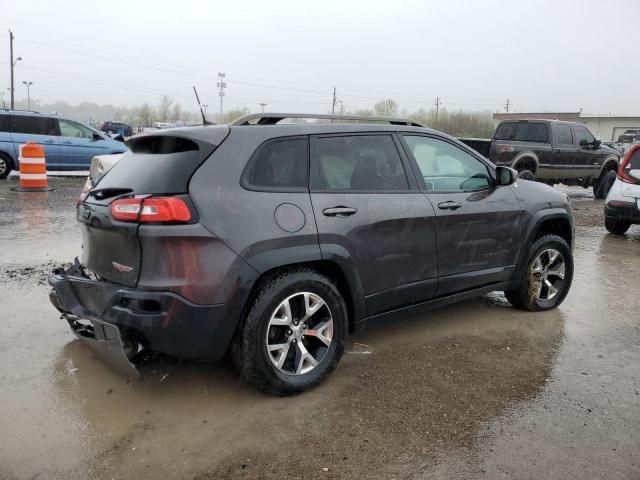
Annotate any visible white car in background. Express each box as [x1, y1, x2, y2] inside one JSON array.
[[604, 144, 640, 234], [81, 153, 124, 195]]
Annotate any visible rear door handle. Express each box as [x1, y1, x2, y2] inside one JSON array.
[[43, 139, 55, 144], [62, 140, 73, 145], [322, 206, 357, 217], [437, 201, 462, 210]]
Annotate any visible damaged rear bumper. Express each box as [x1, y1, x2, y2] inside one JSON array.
[[49, 261, 228, 378]]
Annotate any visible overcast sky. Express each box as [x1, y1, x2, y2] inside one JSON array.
[[3, 0, 640, 116]]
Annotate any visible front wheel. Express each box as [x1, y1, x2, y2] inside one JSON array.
[[231, 269, 347, 395], [505, 234, 573, 311], [0, 154, 11, 179]]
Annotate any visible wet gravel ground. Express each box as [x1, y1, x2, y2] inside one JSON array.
[[0, 179, 639, 480]]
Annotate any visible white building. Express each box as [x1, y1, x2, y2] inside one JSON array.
[[493, 112, 640, 142]]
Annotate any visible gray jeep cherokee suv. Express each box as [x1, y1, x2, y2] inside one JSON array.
[[49, 113, 575, 395]]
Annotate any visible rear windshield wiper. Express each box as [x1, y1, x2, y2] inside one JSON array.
[[88, 187, 133, 200]]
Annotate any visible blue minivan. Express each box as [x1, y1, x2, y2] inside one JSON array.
[[0, 110, 128, 178]]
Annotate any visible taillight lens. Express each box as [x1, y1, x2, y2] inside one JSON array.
[[111, 197, 192, 223], [498, 145, 514, 153], [617, 145, 640, 184]]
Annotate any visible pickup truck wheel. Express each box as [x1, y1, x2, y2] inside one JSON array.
[[605, 217, 630, 235], [231, 269, 347, 395], [517, 169, 535, 181], [505, 234, 573, 312], [593, 170, 616, 199], [0, 154, 11, 179]]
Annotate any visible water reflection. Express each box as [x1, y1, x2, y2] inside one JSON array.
[[47, 297, 566, 479]]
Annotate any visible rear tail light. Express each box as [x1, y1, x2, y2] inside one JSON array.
[[617, 145, 640, 185], [111, 197, 192, 223], [498, 145, 514, 153]]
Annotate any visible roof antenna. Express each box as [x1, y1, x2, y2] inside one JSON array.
[[193, 86, 213, 125]]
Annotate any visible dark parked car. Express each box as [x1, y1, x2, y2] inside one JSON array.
[[100, 121, 133, 137], [617, 129, 640, 144], [49, 113, 575, 395], [461, 119, 620, 199]]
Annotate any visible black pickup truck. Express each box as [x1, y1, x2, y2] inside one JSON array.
[[460, 119, 620, 198]]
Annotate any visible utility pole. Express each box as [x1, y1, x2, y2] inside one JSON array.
[[259, 103, 267, 113], [331, 86, 337, 115], [217, 72, 226, 121], [504, 98, 510, 113], [434, 97, 441, 129], [0, 90, 5, 108], [22, 81, 33, 110], [201, 104, 208, 114]]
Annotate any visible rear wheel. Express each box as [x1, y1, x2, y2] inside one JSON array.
[[594, 170, 616, 199], [605, 217, 630, 235], [231, 269, 347, 395], [505, 234, 573, 311]]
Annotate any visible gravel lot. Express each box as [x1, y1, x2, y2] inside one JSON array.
[[0, 178, 638, 480]]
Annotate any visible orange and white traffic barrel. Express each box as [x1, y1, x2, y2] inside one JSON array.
[[11, 141, 53, 192]]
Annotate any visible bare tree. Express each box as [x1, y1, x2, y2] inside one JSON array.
[[172, 103, 182, 123], [138, 102, 155, 127], [374, 99, 399, 117], [158, 95, 173, 121]]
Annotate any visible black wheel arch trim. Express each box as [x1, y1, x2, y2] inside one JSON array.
[[513, 208, 574, 280]]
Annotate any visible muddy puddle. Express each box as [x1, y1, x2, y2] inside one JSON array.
[[1, 179, 638, 479]]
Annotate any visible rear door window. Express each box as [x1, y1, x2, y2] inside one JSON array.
[[513, 123, 549, 142], [242, 136, 308, 191], [11, 115, 59, 136], [311, 135, 408, 191], [556, 124, 573, 145]]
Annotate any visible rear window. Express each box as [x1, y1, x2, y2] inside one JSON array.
[[494, 122, 549, 142], [242, 137, 308, 191], [95, 135, 213, 195], [494, 122, 515, 140], [0, 115, 9, 132]]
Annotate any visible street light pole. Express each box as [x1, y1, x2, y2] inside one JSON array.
[[22, 81, 33, 110], [217, 72, 226, 121], [259, 103, 267, 113], [0, 90, 5, 109], [202, 104, 208, 114]]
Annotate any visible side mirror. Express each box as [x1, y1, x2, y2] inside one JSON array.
[[594, 138, 601, 149], [629, 169, 640, 182], [495, 166, 518, 186], [92, 132, 103, 141]]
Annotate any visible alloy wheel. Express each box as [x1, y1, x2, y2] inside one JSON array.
[[265, 292, 333, 375], [530, 248, 566, 301]]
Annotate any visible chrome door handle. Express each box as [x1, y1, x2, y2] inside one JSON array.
[[322, 206, 357, 217], [43, 139, 55, 144], [62, 140, 73, 144], [437, 201, 462, 210]]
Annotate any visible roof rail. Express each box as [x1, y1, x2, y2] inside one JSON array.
[[229, 112, 424, 127]]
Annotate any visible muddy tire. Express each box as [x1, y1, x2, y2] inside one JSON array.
[[231, 268, 347, 395], [605, 217, 630, 235], [594, 170, 616, 199], [0, 154, 12, 179], [517, 169, 535, 181], [505, 234, 573, 312]]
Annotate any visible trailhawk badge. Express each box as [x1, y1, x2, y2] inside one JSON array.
[[112, 262, 134, 273]]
